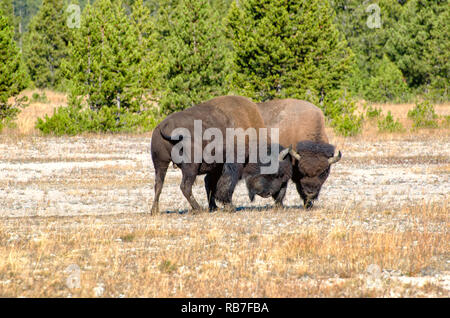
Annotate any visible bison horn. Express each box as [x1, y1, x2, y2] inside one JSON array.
[[278, 147, 291, 161], [328, 150, 342, 165], [289, 148, 301, 161]]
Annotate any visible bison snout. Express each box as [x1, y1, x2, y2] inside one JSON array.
[[304, 189, 318, 198], [301, 183, 321, 199]]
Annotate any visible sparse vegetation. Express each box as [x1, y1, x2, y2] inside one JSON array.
[[0, 0, 449, 299], [365, 105, 383, 120], [408, 100, 439, 129], [35, 104, 160, 135], [442, 115, 450, 128], [0, 128, 448, 297], [377, 111, 404, 133], [31, 91, 48, 103], [0, 203, 447, 297]]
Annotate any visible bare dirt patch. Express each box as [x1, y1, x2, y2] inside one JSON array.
[[0, 133, 448, 297]]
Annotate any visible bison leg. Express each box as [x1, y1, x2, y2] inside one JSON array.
[[180, 171, 202, 212], [272, 181, 288, 208], [151, 161, 170, 215], [294, 181, 313, 209], [215, 163, 242, 208], [204, 172, 220, 212]]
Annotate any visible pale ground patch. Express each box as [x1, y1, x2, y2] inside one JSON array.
[[0, 97, 448, 297], [0, 135, 448, 217]]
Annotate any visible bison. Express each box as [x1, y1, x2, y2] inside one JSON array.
[[257, 99, 342, 209], [214, 145, 297, 208], [150, 95, 267, 214]]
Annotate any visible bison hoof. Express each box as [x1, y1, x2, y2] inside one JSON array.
[[150, 206, 159, 215], [274, 202, 284, 209], [304, 200, 314, 210]]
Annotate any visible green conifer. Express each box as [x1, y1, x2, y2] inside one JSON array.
[[386, 0, 448, 89], [22, 0, 72, 89], [156, 0, 230, 114], [0, 11, 28, 129], [65, 0, 135, 110], [226, 0, 353, 103]]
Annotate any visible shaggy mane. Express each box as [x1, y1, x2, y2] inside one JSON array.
[[296, 140, 335, 158]]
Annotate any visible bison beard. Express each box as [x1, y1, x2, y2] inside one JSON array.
[[214, 163, 242, 206], [292, 141, 341, 209], [256, 99, 343, 209]]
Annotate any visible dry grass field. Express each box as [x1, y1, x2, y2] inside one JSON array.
[[0, 91, 448, 297]]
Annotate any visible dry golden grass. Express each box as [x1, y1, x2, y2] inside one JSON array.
[[3, 90, 449, 141], [3, 89, 66, 136], [0, 93, 448, 298], [355, 101, 449, 139], [324, 101, 450, 152], [0, 202, 447, 297]]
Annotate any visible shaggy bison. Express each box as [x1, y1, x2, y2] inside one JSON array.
[[257, 99, 342, 209], [214, 145, 298, 208], [150, 95, 267, 214]]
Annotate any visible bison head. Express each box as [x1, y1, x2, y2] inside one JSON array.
[[245, 146, 293, 202], [290, 141, 341, 209]]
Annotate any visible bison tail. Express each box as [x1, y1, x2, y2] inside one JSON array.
[[159, 122, 184, 144]]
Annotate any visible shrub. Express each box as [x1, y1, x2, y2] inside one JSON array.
[[0, 103, 19, 131], [441, 115, 450, 128], [331, 113, 363, 137], [323, 95, 363, 137], [365, 105, 383, 119], [407, 100, 438, 128], [377, 111, 404, 133], [364, 55, 410, 103], [36, 105, 161, 136], [31, 92, 48, 103]]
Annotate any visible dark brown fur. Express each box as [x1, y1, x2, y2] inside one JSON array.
[[257, 99, 341, 208], [150, 96, 266, 214], [215, 145, 293, 207]]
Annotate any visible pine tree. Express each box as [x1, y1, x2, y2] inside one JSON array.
[[386, 0, 448, 89], [331, 0, 408, 99], [424, 2, 449, 100], [65, 0, 145, 112], [1, 0, 15, 28], [156, 0, 231, 114], [226, 0, 353, 103], [13, 0, 42, 46], [22, 0, 72, 89], [0, 12, 28, 129], [365, 55, 409, 102], [130, 0, 158, 101], [1, 0, 24, 44]]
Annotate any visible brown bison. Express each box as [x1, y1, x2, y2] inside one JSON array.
[[151, 95, 270, 214], [214, 145, 296, 207], [257, 99, 342, 209]]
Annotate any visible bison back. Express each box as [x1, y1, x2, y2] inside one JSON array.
[[257, 99, 328, 148]]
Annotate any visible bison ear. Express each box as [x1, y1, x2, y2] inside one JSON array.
[[328, 150, 342, 165]]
